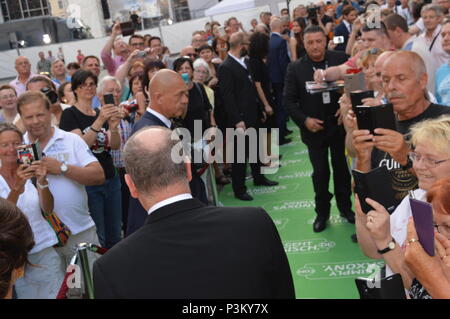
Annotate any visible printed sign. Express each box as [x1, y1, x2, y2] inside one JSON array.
[[296, 260, 385, 280], [283, 238, 336, 254]]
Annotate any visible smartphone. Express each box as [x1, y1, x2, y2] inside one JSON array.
[[410, 198, 435, 256], [344, 72, 367, 98], [354, 103, 396, 134], [350, 90, 374, 110], [119, 22, 135, 37], [355, 273, 406, 299], [17, 142, 41, 165], [333, 36, 344, 44], [103, 94, 115, 106], [218, 27, 226, 37], [181, 73, 190, 85], [136, 51, 147, 58]]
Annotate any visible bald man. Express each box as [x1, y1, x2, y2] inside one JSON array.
[[9, 56, 36, 96], [126, 69, 189, 236], [352, 51, 450, 209], [268, 17, 292, 144], [93, 126, 295, 299]]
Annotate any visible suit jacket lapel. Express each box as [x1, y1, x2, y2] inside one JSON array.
[[145, 111, 170, 128]]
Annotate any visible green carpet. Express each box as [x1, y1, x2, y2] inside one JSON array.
[[218, 124, 383, 299]]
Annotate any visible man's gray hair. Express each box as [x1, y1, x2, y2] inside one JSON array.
[[97, 76, 121, 95], [421, 4, 444, 16], [123, 127, 187, 194]]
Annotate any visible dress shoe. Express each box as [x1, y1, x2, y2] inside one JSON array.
[[279, 138, 292, 145], [235, 192, 253, 201], [215, 175, 231, 185], [340, 210, 355, 224], [313, 217, 328, 233], [254, 176, 279, 187], [351, 234, 358, 243]]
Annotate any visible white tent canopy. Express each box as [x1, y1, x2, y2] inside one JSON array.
[[204, 0, 256, 16]]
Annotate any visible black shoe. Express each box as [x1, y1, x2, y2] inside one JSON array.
[[313, 217, 328, 233], [279, 138, 292, 145], [235, 192, 253, 201], [351, 234, 358, 243], [340, 210, 355, 224], [254, 176, 279, 187]]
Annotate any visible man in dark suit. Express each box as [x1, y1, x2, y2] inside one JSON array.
[[333, 5, 358, 52], [218, 32, 278, 201], [284, 26, 354, 233], [268, 17, 292, 144], [93, 127, 295, 299], [126, 69, 189, 236]]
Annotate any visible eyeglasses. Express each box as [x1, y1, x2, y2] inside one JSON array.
[[408, 152, 450, 168], [79, 82, 96, 89], [434, 224, 450, 238], [194, 69, 209, 75], [0, 94, 16, 100]]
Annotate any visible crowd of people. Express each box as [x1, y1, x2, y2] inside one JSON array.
[[0, 0, 449, 299]]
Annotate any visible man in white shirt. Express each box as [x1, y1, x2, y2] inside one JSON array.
[[9, 56, 36, 97], [397, 0, 414, 25], [17, 90, 105, 269], [413, 4, 450, 92]]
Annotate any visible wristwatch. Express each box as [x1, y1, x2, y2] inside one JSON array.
[[377, 238, 396, 255], [60, 162, 68, 175], [400, 156, 413, 170], [37, 180, 49, 189]]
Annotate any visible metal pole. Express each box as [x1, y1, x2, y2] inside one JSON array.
[[168, 0, 175, 22], [77, 243, 95, 299], [208, 164, 220, 206]]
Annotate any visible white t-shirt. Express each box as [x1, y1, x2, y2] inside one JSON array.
[[24, 127, 98, 235], [0, 177, 58, 254], [386, 188, 427, 277]]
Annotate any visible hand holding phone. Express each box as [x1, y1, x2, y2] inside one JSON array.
[[103, 93, 115, 106], [410, 198, 435, 256]]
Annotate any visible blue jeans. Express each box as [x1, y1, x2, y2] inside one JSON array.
[[86, 173, 122, 248]]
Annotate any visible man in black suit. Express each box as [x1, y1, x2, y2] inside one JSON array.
[[333, 5, 358, 52], [93, 127, 295, 299], [284, 26, 354, 233], [268, 17, 292, 144], [218, 32, 278, 201], [126, 69, 189, 236]]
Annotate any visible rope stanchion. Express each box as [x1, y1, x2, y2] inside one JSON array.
[[55, 243, 108, 299]]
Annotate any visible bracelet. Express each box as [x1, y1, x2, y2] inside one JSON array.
[[37, 181, 49, 190], [90, 126, 101, 133]]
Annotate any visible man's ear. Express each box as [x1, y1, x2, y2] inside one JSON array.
[[419, 72, 428, 91], [125, 174, 139, 199], [184, 156, 192, 182]]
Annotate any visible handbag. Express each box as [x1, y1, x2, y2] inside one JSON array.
[[32, 178, 71, 247], [41, 210, 71, 247]]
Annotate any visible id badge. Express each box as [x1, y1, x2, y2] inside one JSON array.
[[322, 91, 331, 104]]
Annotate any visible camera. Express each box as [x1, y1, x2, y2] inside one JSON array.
[[136, 51, 147, 58], [41, 87, 58, 104], [333, 36, 345, 44], [124, 103, 138, 113], [17, 142, 41, 165]]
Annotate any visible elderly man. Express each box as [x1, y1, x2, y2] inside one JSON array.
[[435, 19, 450, 106], [50, 60, 71, 88], [17, 91, 104, 270], [93, 126, 295, 299], [126, 69, 189, 236], [352, 51, 450, 207], [101, 22, 131, 76], [9, 56, 36, 97], [37, 51, 52, 75]]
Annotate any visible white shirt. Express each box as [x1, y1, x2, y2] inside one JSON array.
[[397, 5, 414, 25], [228, 52, 247, 70], [0, 177, 58, 254], [24, 127, 98, 235], [146, 107, 171, 128], [9, 73, 37, 97], [343, 19, 352, 34], [147, 193, 193, 215], [386, 188, 427, 277]]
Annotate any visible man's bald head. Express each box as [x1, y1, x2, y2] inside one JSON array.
[[15, 56, 31, 76], [270, 17, 283, 33], [229, 32, 248, 49], [149, 69, 189, 119], [123, 127, 188, 196]]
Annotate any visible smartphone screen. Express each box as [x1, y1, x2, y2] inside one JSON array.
[[103, 94, 115, 106]]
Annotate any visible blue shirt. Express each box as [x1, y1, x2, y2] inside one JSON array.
[[435, 63, 450, 106], [336, 1, 362, 18], [51, 76, 72, 87]]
